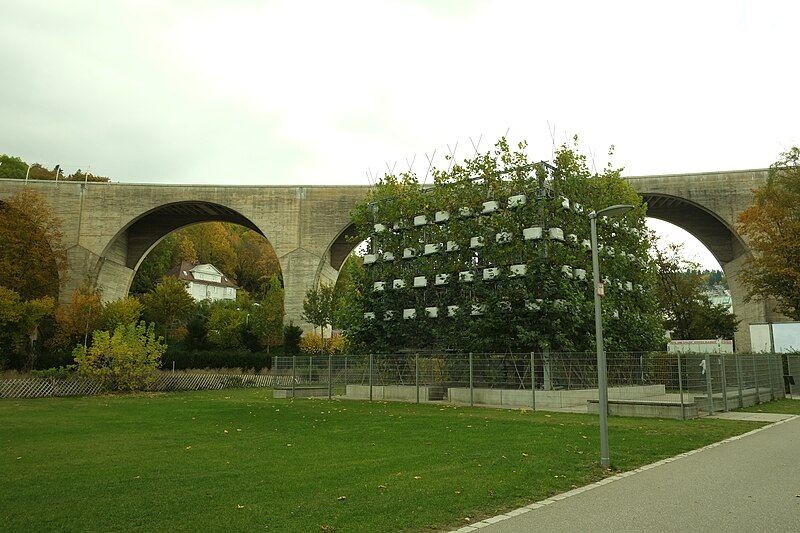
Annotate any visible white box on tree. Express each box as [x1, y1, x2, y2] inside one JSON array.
[[523, 226, 543, 240], [509, 264, 527, 277], [508, 194, 527, 208], [549, 227, 564, 241], [481, 200, 500, 214]]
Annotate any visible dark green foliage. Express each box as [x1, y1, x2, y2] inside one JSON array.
[[347, 138, 664, 353], [162, 347, 272, 372], [130, 235, 178, 295], [653, 244, 738, 341], [283, 323, 302, 354], [0, 154, 27, 180]]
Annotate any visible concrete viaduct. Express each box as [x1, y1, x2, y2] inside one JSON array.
[[0, 168, 779, 351]]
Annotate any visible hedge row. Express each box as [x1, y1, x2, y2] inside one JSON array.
[[162, 347, 276, 372]]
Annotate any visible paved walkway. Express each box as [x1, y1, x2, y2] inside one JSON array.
[[464, 416, 800, 532], [710, 411, 794, 422]]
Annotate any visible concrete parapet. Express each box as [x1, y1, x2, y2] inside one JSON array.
[[588, 399, 698, 419], [447, 385, 666, 409], [345, 384, 441, 401], [274, 387, 329, 398]]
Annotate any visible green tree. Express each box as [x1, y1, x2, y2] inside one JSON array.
[[346, 137, 664, 353], [129, 234, 177, 295], [653, 243, 738, 340], [74, 322, 166, 391], [101, 297, 143, 331], [206, 300, 246, 348], [0, 287, 55, 369], [331, 254, 364, 330], [283, 323, 303, 355], [245, 275, 284, 351], [0, 155, 27, 180], [738, 147, 800, 320], [302, 283, 335, 338], [141, 276, 195, 337]]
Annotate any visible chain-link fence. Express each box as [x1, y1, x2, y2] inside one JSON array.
[[787, 354, 800, 397], [273, 352, 787, 418]]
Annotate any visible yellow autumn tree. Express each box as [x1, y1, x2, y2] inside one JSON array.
[[738, 147, 800, 320]]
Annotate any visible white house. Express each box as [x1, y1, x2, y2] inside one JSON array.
[[171, 261, 238, 302]]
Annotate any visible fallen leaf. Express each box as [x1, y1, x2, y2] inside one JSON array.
[[223, 430, 229, 434], [377, 485, 387, 490], [413, 476, 421, 480], [236, 429, 242, 432], [522, 453, 529, 458], [186, 446, 192, 450], [133, 475, 140, 479], [236, 504, 245, 509], [337, 496, 347, 501], [455, 490, 461, 495]]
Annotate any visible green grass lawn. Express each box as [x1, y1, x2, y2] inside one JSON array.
[[740, 397, 800, 415], [0, 390, 763, 532]]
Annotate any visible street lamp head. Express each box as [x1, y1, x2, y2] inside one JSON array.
[[591, 204, 635, 219]]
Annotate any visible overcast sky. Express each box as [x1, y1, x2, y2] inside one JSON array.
[[3, 1, 798, 269]]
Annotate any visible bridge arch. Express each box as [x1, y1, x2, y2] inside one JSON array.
[[641, 192, 747, 266], [93, 200, 278, 301]]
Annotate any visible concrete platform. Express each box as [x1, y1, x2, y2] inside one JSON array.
[[273, 386, 329, 398]]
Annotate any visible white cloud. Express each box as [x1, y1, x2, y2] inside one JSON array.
[[1, 0, 798, 258]]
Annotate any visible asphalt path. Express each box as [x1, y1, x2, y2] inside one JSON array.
[[477, 416, 800, 532]]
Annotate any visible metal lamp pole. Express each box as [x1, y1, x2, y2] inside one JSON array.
[[590, 204, 634, 469]]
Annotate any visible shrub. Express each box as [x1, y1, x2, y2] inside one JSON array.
[[283, 323, 302, 354], [299, 333, 346, 355], [100, 296, 143, 330], [31, 365, 76, 380], [162, 346, 272, 372], [73, 322, 166, 391]]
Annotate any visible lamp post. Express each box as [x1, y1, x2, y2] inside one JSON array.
[[589, 204, 634, 469]]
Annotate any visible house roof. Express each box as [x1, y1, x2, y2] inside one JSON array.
[[169, 260, 239, 289]]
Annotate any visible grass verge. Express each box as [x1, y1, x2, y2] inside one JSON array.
[[0, 389, 764, 532], [740, 397, 800, 415]]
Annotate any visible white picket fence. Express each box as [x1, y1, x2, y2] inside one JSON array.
[[0, 372, 293, 399]]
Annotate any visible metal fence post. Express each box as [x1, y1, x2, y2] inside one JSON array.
[[344, 355, 348, 394], [766, 354, 775, 401], [720, 354, 729, 412], [369, 353, 373, 402], [415, 353, 420, 404], [308, 356, 313, 383], [530, 352, 536, 411], [705, 354, 714, 414], [543, 347, 552, 391], [328, 353, 332, 400], [639, 354, 644, 385], [735, 353, 743, 408], [291, 355, 296, 398], [753, 355, 760, 404], [469, 352, 474, 407], [677, 352, 685, 420]]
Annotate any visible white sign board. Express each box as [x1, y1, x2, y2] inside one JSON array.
[[667, 339, 734, 354]]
